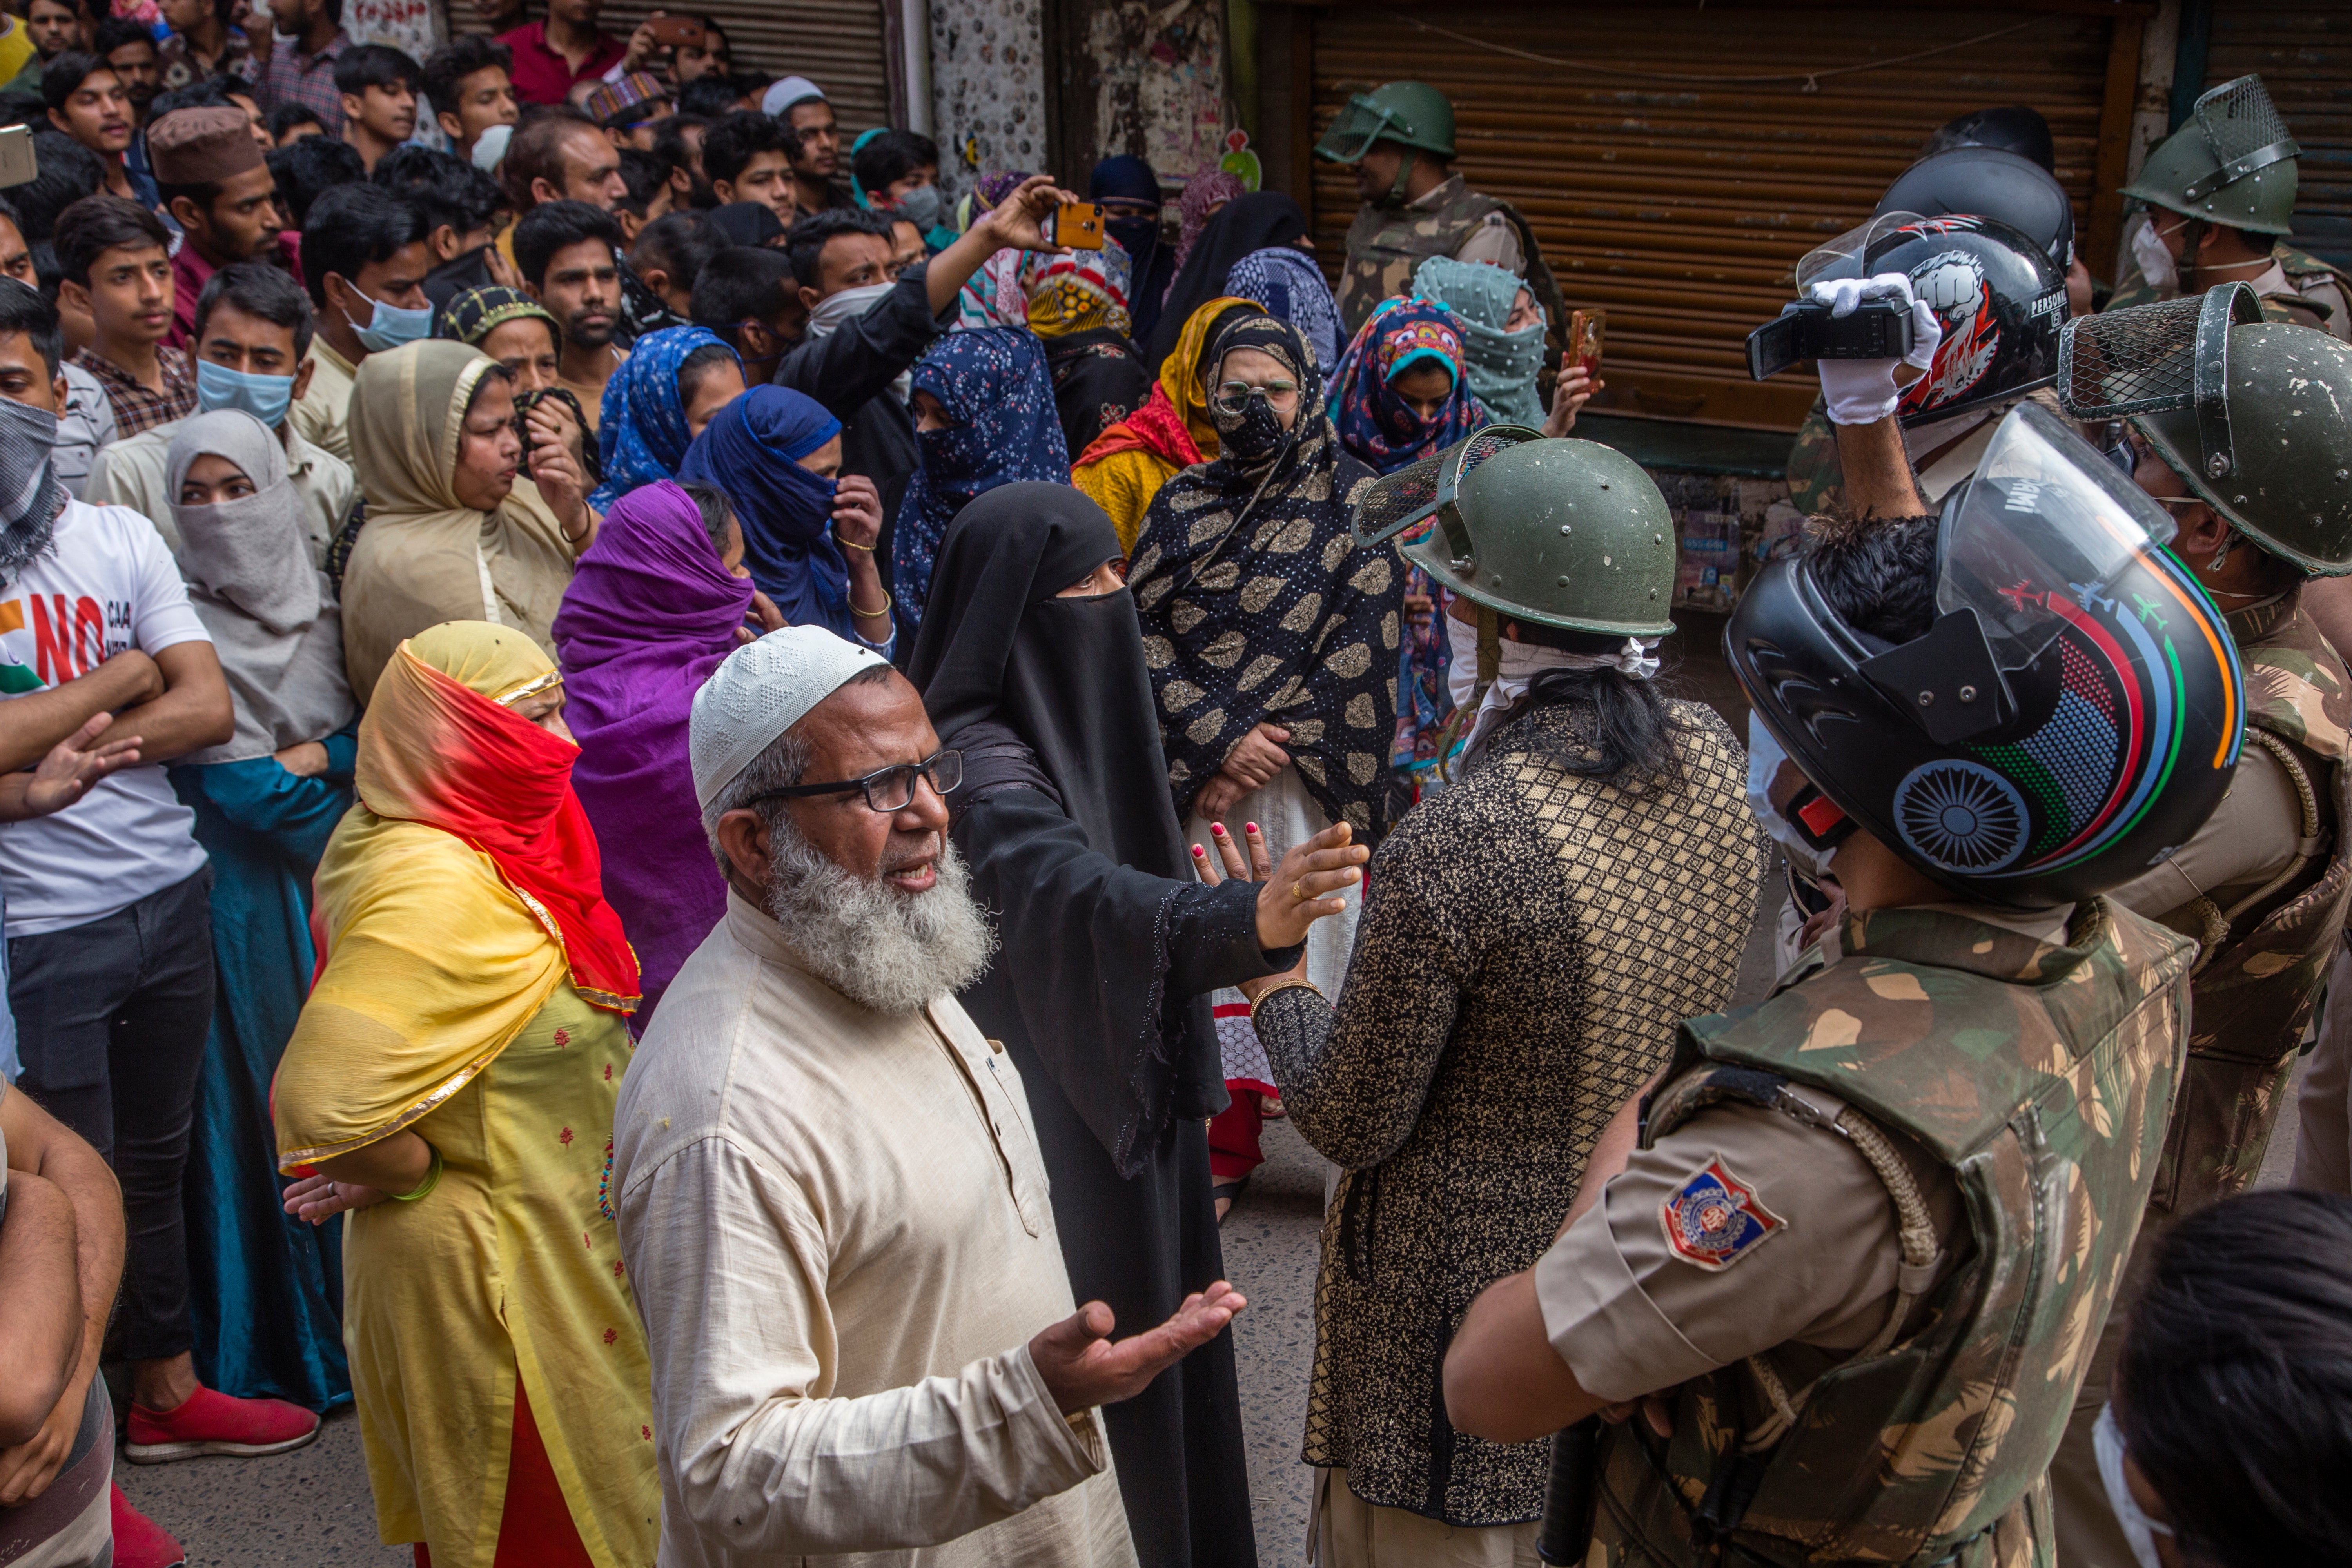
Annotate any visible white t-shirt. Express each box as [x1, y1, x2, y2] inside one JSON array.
[[0, 499, 211, 937]]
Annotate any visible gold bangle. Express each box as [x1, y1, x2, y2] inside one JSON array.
[[838, 537, 876, 552], [1246, 977, 1323, 1024], [851, 590, 894, 619]]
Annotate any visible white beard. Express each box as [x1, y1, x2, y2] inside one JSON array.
[[763, 827, 996, 1016]]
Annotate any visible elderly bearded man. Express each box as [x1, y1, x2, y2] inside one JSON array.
[[612, 626, 1244, 1567]]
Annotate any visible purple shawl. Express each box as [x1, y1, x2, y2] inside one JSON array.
[[551, 480, 753, 1026]]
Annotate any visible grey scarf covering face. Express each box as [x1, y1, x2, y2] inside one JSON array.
[[167, 411, 355, 766], [0, 394, 65, 586]]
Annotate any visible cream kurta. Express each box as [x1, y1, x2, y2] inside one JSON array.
[[612, 891, 1136, 1568]]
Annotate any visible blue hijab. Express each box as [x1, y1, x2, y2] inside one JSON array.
[[894, 326, 1069, 629], [676, 387, 850, 637], [592, 326, 739, 514]]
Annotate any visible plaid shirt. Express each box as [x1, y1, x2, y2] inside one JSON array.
[[256, 29, 349, 138], [71, 345, 196, 438]]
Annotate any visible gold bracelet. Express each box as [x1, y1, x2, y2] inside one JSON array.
[[851, 590, 894, 619], [1246, 977, 1324, 1024], [838, 537, 875, 552]]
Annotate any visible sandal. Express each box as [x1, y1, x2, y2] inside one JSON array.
[[1213, 1175, 1252, 1224]]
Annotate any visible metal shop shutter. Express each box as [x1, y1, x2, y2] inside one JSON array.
[[1304, 4, 2119, 430], [455, 0, 895, 137], [2205, 0, 2352, 270]]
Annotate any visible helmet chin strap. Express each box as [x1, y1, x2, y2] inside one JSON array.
[[1382, 145, 1417, 209]]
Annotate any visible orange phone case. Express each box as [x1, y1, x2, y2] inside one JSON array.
[[1568, 308, 1605, 379], [647, 16, 704, 47], [1049, 202, 1106, 250]]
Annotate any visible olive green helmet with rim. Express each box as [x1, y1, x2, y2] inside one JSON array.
[[1350, 427, 1678, 637], [2120, 74, 2300, 236], [1315, 81, 1457, 167]]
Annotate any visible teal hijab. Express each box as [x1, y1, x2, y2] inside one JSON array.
[[1412, 255, 1547, 426]]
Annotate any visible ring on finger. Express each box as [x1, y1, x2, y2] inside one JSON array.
[[1292, 880, 1309, 903]]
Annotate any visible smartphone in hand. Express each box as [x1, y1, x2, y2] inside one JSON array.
[[1043, 201, 1105, 250]]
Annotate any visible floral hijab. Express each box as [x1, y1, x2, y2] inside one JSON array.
[[1227, 245, 1342, 375], [589, 325, 739, 514], [1327, 296, 1486, 475], [895, 326, 1071, 624], [1027, 240, 1134, 338]]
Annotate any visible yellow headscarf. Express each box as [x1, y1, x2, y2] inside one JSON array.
[[276, 622, 581, 1170], [1164, 294, 1252, 457], [338, 341, 579, 706]]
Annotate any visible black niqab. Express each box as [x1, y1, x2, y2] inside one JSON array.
[[1143, 191, 1310, 371]]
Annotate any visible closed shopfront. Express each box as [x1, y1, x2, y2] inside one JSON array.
[[2202, 0, 2352, 269]]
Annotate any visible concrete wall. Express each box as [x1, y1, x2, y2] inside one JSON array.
[[928, 0, 1051, 188]]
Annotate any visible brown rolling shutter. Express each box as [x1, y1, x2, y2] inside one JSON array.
[[1305, 5, 2122, 430], [455, 0, 895, 137], [2205, 0, 2352, 270]]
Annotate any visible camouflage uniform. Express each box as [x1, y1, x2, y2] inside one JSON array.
[[2101, 241, 2352, 341], [1784, 388, 2067, 521], [1337, 175, 1566, 341], [1535, 900, 2194, 1568]]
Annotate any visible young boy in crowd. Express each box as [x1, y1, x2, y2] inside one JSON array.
[[333, 42, 417, 174], [289, 181, 430, 463], [420, 34, 515, 166], [53, 196, 192, 435], [42, 54, 148, 207]]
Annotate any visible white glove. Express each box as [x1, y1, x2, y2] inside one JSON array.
[[1807, 272, 1944, 426]]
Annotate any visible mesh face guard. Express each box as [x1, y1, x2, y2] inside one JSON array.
[[1350, 425, 1539, 551], [2182, 75, 2300, 204], [1316, 95, 1401, 165], [2057, 281, 2263, 480]]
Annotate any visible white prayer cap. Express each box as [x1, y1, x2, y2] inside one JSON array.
[[690, 626, 888, 811], [471, 123, 513, 174], [762, 76, 826, 118]]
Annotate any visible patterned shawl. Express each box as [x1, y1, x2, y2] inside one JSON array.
[[1075, 294, 1257, 471], [1412, 255, 1548, 426], [1227, 245, 1343, 375], [895, 326, 1071, 623], [954, 170, 1035, 331], [1127, 314, 1400, 839], [436, 284, 557, 348], [589, 325, 739, 514], [1026, 240, 1133, 338]]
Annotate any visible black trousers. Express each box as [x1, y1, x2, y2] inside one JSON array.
[[11, 867, 215, 1363]]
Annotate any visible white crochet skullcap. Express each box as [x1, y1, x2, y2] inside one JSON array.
[[762, 76, 826, 118], [690, 626, 887, 811]]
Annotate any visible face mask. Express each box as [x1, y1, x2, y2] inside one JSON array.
[[1211, 393, 1289, 465], [895, 183, 945, 233], [2131, 218, 2177, 294], [343, 284, 434, 352], [1107, 215, 1158, 261], [1445, 610, 1481, 708], [806, 281, 893, 341], [196, 358, 294, 428], [0, 396, 62, 588], [2093, 1406, 2174, 1568]]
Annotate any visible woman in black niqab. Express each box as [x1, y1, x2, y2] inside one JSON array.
[[907, 481, 1361, 1568], [1142, 190, 1312, 371]]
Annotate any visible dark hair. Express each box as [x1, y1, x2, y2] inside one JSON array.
[[267, 132, 365, 228], [192, 259, 313, 361], [499, 105, 598, 210], [334, 44, 421, 100], [462, 357, 517, 413], [675, 75, 740, 122], [149, 75, 238, 119], [616, 146, 666, 216], [91, 18, 154, 63], [1803, 512, 1941, 646], [679, 479, 735, 557], [267, 102, 323, 142], [677, 338, 738, 405], [2116, 1189, 2352, 1568], [14, 132, 106, 241], [851, 129, 938, 198], [689, 243, 794, 332], [0, 194, 22, 238], [631, 209, 724, 293], [374, 145, 502, 240], [513, 198, 621, 289], [651, 112, 709, 178], [51, 193, 168, 287], [39, 51, 114, 115], [784, 207, 891, 291], [300, 182, 426, 305], [1458, 617, 1686, 790], [700, 109, 788, 189], [0, 277, 64, 377], [420, 35, 512, 119]]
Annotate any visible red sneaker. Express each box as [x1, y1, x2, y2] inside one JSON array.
[[123, 1385, 320, 1463], [111, 1484, 187, 1568]]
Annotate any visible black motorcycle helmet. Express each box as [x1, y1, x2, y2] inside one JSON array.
[[1858, 214, 2069, 428], [1917, 105, 2056, 173], [1726, 403, 2243, 909], [1877, 145, 2075, 270]]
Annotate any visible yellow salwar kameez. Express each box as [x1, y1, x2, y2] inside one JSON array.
[[1071, 295, 1250, 552], [276, 625, 657, 1568]]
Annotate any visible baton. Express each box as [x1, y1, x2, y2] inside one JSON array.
[[1536, 1416, 1603, 1564]]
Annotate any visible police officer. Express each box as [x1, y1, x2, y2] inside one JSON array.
[[1314, 80, 1564, 338], [2108, 73, 2352, 341], [2045, 290, 2352, 1565], [1438, 387, 2239, 1565]]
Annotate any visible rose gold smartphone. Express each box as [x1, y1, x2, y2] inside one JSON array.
[[1568, 307, 1605, 380]]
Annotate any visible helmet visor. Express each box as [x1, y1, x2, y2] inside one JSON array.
[[1316, 96, 1396, 165], [1937, 401, 2180, 675], [1795, 210, 1928, 292]]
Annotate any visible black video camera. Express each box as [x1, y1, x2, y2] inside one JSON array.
[[1745, 300, 1914, 382]]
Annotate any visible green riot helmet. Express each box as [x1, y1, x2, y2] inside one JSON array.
[[2058, 282, 2352, 575], [1316, 82, 1457, 205], [2121, 74, 2300, 236], [1350, 426, 1677, 637]]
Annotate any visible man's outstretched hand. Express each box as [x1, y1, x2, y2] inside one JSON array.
[[1029, 1283, 1247, 1415]]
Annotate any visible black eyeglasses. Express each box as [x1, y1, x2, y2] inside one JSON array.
[[749, 748, 962, 813]]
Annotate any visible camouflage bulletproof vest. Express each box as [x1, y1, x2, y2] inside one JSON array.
[[1337, 181, 1566, 339], [2151, 588, 2352, 1215], [2102, 242, 2352, 339], [1592, 902, 2194, 1568]]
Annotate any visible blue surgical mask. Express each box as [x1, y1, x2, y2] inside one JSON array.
[[344, 284, 434, 352], [196, 358, 295, 428]]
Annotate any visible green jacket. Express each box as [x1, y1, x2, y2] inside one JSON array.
[[1337, 180, 1565, 341], [1594, 900, 2192, 1568]]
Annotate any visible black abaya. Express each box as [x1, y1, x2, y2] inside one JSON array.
[[908, 485, 1291, 1568]]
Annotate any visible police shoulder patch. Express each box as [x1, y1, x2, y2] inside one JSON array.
[[1659, 1154, 1785, 1271]]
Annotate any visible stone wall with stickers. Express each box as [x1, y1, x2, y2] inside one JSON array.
[[927, 0, 1051, 191]]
